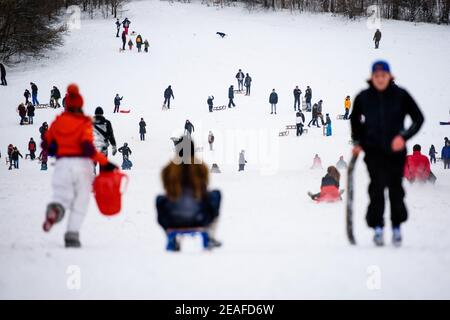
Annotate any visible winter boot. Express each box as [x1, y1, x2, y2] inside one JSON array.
[[43, 203, 65, 232], [65, 231, 81, 248], [373, 227, 384, 247], [208, 237, 222, 249], [392, 227, 402, 247]]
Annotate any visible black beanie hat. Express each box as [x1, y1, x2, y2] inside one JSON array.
[[95, 106, 104, 115]]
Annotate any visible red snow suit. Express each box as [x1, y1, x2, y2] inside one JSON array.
[[404, 151, 431, 182]]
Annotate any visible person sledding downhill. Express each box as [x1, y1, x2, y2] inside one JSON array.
[[308, 166, 343, 202], [350, 61, 424, 247], [41, 84, 117, 248], [404, 144, 434, 184]]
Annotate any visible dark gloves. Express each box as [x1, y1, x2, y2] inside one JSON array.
[[100, 162, 118, 172]]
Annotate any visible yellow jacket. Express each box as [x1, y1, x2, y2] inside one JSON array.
[[345, 98, 351, 110]]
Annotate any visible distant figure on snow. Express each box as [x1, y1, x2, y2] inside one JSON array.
[[28, 138, 37, 160], [228, 85, 236, 108], [50, 86, 61, 108], [184, 120, 195, 137], [344, 96, 351, 120], [163, 85, 175, 109], [26, 102, 35, 125], [128, 39, 133, 50], [121, 30, 127, 51], [236, 69, 245, 91], [211, 163, 221, 173], [118, 143, 132, 170], [442, 139, 450, 169], [244, 73, 252, 96], [114, 94, 123, 113], [239, 150, 247, 171], [0, 62, 6, 86], [139, 118, 147, 141], [293, 86, 302, 111], [428, 145, 437, 164], [18, 103, 27, 125], [311, 154, 322, 169], [144, 39, 149, 53], [115, 18, 120, 37], [136, 34, 143, 52], [373, 29, 382, 49], [24, 89, 31, 104], [30, 82, 39, 105], [296, 110, 305, 136], [122, 18, 131, 35], [269, 89, 278, 115], [305, 86, 312, 111], [93, 107, 117, 157], [336, 156, 348, 170], [404, 144, 434, 184], [207, 95, 214, 112]]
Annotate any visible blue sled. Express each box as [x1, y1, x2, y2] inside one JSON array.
[[166, 229, 209, 251]]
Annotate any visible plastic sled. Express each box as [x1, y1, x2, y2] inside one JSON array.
[[119, 109, 131, 113], [279, 130, 289, 137], [166, 228, 210, 252], [121, 159, 133, 170]]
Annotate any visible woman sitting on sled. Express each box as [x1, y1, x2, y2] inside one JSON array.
[[156, 135, 222, 250], [308, 166, 342, 202]]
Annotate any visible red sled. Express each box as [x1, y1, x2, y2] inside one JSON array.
[[93, 169, 129, 216], [120, 109, 131, 113], [314, 186, 342, 203]]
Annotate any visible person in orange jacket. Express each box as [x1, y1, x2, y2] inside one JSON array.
[[404, 144, 432, 183], [343, 96, 351, 120], [42, 84, 117, 248]]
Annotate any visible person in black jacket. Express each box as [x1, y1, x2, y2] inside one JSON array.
[[269, 89, 278, 114], [39, 122, 48, 140], [24, 89, 31, 104], [93, 107, 117, 157], [163, 85, 174, 108], [305, 86, 312, 111], [115, 18, 120, 37], [10, 147, 23, 169], [184, 120, 195, 137], [121, 30, 127, 50], [235, 69, 245, 91], [30, 82, 39, 105], [293, 86, 302, 110], [0, 63, 6, 86], [228, 85, 235, 108], [50, 86, 61, 108], [139, 118, 147, 141], [351, 61, 424, 247], [26, 102, 35, 124], [207, 96, 214, 112], [373, 29, 382, 49], [118, 143, 132, 170], [244, 73, 252, 96]]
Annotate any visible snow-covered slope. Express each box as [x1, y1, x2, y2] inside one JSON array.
[[1, 0, 450, 299]]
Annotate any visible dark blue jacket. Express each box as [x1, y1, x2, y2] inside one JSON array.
[[269, 92, 278, 104], [164, 87, 174, 99], [228, 87, 234, 99], [442, 146, 450, 160], [114, 96, 122, 106]]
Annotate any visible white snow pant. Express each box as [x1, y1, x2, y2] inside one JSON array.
[[51, 158, 94, 233]]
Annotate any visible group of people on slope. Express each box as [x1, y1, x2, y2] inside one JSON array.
[[117, 18, 149, 53]]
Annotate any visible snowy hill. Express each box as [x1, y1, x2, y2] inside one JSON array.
[[1, 0, 450, 299]]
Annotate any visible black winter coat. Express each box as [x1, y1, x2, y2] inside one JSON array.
[[0, 63, 5, 76], [27, 104, 35, 117], [294, 88, 302, 98], [139, 120, 146, 134], [228, 87, 234, 99], [305, 88, 312, 101], [351, 82, 424, 153], [31, 83, 38, 94], [164, 87, 174, 99], [269, 92, 278, 104], [321, 174, 339, 188]]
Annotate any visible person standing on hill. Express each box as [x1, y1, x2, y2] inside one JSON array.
[[305, 86, 312, 111], [207, 96, 214, 112], [121, 30, 127, 51], [114, 94, 123, 113], [293, 86, 302, 111], [296, 110, 305, 136], [139, 118, 147, 141], [30, 82, 39, 106], [28, 138, 37, 160], [236, 69, 245, 91], [428, 145, 437, 164], [0, 62, 6, 86], [122, 18, 131, 35], [144, 39, 150, 53], [27, 102, 35, 125], [136, 34, 143, 52], [239, 150, 247, 171], [184, 120, 195, 137], [228, 85, 235, 108], [93, 107, 117, 157], [24, 89, 31, 104], [442, 140, 450, 169], [18, 103, 27, 125], [269, 89, 278, 115], [373, 29, 382, 49], [344, 96, 351, 119], [51, 86, 61, 108], [307, 103, 321, 128], [244, 73, 252, 96], [351, 61, 424, 247], [41, 84, 116, 248], [163, 85, 175, 109]]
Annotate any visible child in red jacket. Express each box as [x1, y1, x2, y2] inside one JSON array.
[[404, 144, 432, 183], [42, 84, 116, 248]]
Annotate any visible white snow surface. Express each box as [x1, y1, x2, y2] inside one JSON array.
[[1, 0, 450, 299]]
